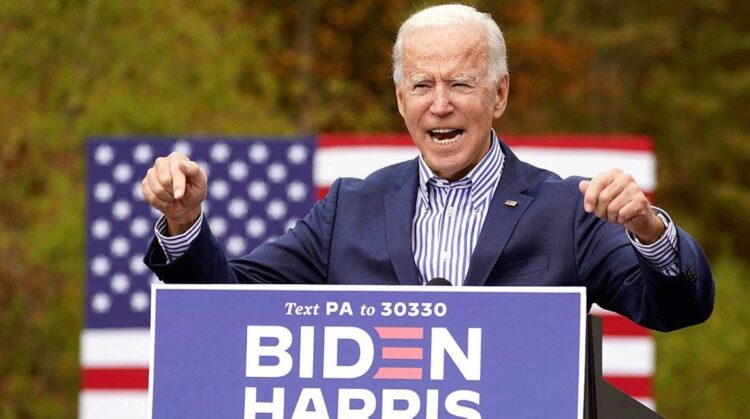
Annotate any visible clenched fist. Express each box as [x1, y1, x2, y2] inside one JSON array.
[[578, 168, 665, 244], [141, 152, 208, 236]]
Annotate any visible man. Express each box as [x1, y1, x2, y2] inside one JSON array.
[[142, 4, 714, 332]]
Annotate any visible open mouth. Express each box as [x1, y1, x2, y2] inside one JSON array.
[[429, 128, 464, 145]]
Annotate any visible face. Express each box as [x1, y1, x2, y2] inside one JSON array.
[[396, 24, 509, 181]]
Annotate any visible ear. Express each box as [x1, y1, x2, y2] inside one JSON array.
[[492, 74, 510, 119], [395, 85, 406, 118]]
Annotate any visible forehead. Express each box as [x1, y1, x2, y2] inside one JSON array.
[[401, 24, 489, 77]]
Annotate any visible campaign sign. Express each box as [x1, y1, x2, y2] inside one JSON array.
[[148, 285, 586, 418]]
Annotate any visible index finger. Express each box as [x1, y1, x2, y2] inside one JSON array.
[[180, 159, 204, 181], [170, 156, 189, 200]]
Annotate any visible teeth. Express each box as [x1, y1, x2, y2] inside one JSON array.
[[429, 130, 462, 145]]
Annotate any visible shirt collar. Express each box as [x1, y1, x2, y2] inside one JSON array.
[[417, 130, 505, 209]]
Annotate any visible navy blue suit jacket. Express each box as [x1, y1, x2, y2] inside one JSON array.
[[146, 140, 714, 331]]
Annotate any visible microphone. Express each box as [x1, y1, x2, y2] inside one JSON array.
[[427, 277, 452, 286]]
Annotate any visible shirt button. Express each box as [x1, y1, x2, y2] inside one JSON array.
[[441, 251, 450, 261], [447, 207, 455, 216]]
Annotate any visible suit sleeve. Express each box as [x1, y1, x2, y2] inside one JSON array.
[[144, 179, 342, 284], [574, 191, 715, 332]]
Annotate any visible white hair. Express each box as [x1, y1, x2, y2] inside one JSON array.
[[392, 4, 508, 86]]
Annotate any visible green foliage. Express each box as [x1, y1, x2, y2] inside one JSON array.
[[655, 254, 750, 418], [0, 0, 748, 416], [0, 1, 292, 416]]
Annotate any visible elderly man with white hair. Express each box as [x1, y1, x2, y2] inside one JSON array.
[[142, 4, 714, 331]]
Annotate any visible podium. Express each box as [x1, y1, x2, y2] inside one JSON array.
[[148, 284, 658, 418], [584, 316, 662, 418]]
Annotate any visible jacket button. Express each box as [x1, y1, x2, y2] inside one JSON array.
[[686, 267, 697, 284]]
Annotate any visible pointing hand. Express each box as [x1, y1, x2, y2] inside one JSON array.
[[141, 152, 208, 235]]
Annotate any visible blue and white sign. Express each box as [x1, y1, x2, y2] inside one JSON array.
[[149, 285, 586, 418]]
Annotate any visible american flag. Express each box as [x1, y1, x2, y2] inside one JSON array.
[[81, 134, 657, 417]]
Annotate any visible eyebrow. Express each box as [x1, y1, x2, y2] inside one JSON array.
[[407, 74, 432, 85], [406, 73, 482, 85], [451, 74, 481, 84]]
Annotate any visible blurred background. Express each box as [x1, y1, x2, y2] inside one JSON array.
[[1, 0, 748, 417]]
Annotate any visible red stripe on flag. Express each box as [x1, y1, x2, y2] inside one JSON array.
[[600, 315, 651, 337], [603, 376, 652, 398], [503, 135, 652, 151], [319, 133, 414, 147], [83, 368, 149, 390], [319, 133, 653, 151]]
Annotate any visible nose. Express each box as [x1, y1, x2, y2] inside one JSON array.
[[429, 84, 454, 117]]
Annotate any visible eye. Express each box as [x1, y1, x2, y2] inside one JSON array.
[[411, 83, 431, 94]]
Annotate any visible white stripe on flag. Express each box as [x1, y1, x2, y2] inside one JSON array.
[[511, 147, 656, 191], [589, 303, 614, 316], [81, 329, 150, 367], [79, 390, 148, 419], [602, 337, 655, 376], [314, 146, 417, 186], [315, 146, 656, 191], [635, 397, 656, 411]]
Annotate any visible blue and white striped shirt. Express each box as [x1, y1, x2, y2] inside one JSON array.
[[412, 132, 504, 286], [629, 209, 679, 276], [155, 214, 204, 262]]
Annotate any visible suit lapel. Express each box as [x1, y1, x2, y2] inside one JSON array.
[[463, 189, 533, 286], [463, 142, 534, 286], [384, 161, 422, 285]]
